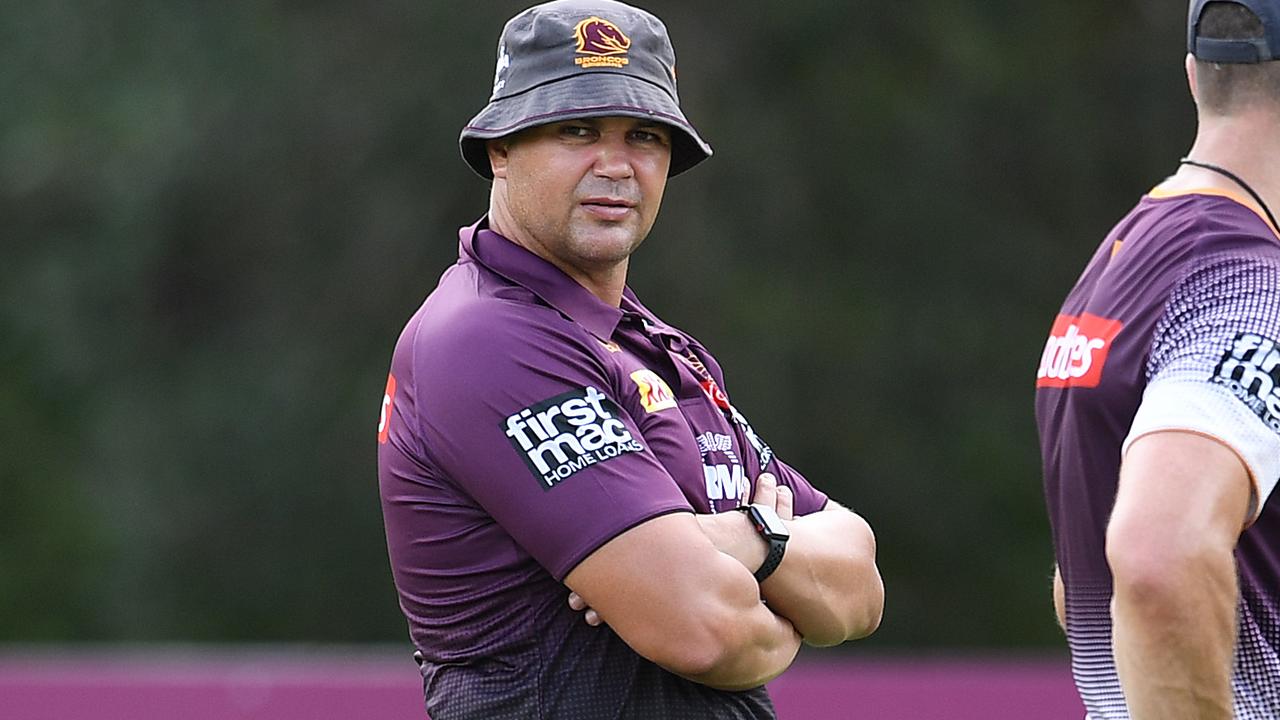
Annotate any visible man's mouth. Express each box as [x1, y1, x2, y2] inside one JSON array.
[[581, 197, 637, 220]]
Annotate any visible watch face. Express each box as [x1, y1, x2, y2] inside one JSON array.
[[751, 504, 790, 540]]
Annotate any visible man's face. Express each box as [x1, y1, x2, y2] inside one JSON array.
[[490, 116, 673, 277]]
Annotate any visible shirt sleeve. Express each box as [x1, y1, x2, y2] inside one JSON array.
[[1123, 250, 1280, 519], [407, 304, 693, 581], [769, 457, 829, 515]]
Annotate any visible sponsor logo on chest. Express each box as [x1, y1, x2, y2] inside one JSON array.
[[1037, 313, 1125, 388], [1213, 333, 1280, 433], [631, 368, 678, 413], [695, 432, 748, 506], [704, 462, 749, 503], [696, 431, 734, 456], [503, 386, 644, 489]]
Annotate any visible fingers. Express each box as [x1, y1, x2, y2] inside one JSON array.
[[752, 472, 778, 508], [776, 484, 794, 521], [568, 592, 604, 626], [752, 472, 793, 519]]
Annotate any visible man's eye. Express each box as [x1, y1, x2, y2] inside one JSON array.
[[562, 125, 593, 137], [632, 130, 669, 145]]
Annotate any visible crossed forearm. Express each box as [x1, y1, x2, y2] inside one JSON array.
[[764, 507, 883, 645], [698, 499, 883, 646], [569, 472, 882, 667]]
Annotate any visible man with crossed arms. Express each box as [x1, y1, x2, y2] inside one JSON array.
[[377, 2, 883, 718]]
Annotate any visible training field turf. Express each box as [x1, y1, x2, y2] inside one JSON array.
[[0, 649, 1083, 719]]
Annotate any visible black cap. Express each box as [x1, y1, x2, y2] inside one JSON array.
[[459, 0, 712, 180], [1189, 0, 1280, 62]]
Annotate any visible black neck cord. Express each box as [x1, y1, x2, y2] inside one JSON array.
[[1179, 157, 1279, 232]]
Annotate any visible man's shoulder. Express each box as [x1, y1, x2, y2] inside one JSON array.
[[1136, 191, 1280, 256], [396, 273, 607, 385], [407, 266, 569, 345], [1100, 193, 1280, 293]]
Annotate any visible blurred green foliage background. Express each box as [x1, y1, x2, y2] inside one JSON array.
[[2, 1, 1193, 649]]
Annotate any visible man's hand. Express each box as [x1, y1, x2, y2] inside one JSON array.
[[694, 473, 789, 574], [567, 591, 603, 626], [700, 473, 883, 646], [1053, 564, 1066, 633], [753, 472, 794, 520]]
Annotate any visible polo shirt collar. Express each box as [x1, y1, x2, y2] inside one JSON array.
[[459, 217, 625, 340]]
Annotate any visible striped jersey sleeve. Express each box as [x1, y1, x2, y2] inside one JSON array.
[[1124, 251, 1280, 516]]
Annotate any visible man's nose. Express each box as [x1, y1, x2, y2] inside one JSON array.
[[592, 138, 636, 180]]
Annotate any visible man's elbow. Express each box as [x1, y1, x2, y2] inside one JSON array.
[[803, 565, 884, 647], [819, 517, 880, 640], [654, 616, 765, 676], [638, 635, 751, 691], [846, 567, 885, 641], [1105, 523, 1227, 616], [648, 622, 737, 679], [640, 609, 795, 689]]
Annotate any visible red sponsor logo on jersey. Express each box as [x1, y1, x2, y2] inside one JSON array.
[[378, 373, 397, 444], [1037, 313, 1124, 388], [700, 379, 731, 411]]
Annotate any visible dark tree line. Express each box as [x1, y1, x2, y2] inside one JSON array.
[[2, 0, 1192, 648]]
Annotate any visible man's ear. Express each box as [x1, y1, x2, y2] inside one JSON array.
[[487, 139, 511, 180], [1186, 53, 1200, 105]]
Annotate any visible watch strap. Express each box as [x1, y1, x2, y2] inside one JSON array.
[[738, 504, 788, 582], [754, 535, 786, 582]]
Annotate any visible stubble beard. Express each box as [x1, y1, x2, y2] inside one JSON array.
[[501, 173, 660, 278], [560, 210, 651, 271]]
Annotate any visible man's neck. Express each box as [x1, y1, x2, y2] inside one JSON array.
[[487, 200, 628, 307], [1165, 111, 1280, 222]]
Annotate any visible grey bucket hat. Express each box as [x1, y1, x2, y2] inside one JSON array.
[[459, 0, 713, 179]]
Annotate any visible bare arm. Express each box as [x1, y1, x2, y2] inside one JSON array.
[[1105, 431, 1251, 719], [564, 512, 802, 690], [697, 474, 883, 647]]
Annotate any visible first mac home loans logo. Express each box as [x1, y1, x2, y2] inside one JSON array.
[[503, 386, 644, 489], [1213, 332, 1280, 434]]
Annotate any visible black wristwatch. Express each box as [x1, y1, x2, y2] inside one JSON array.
[[738, 503, 790, 582]]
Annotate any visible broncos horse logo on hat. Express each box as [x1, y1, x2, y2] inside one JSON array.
[[574, 16, 631, 56]]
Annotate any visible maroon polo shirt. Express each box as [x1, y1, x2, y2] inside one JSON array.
[[377, 218, 827, 720]]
